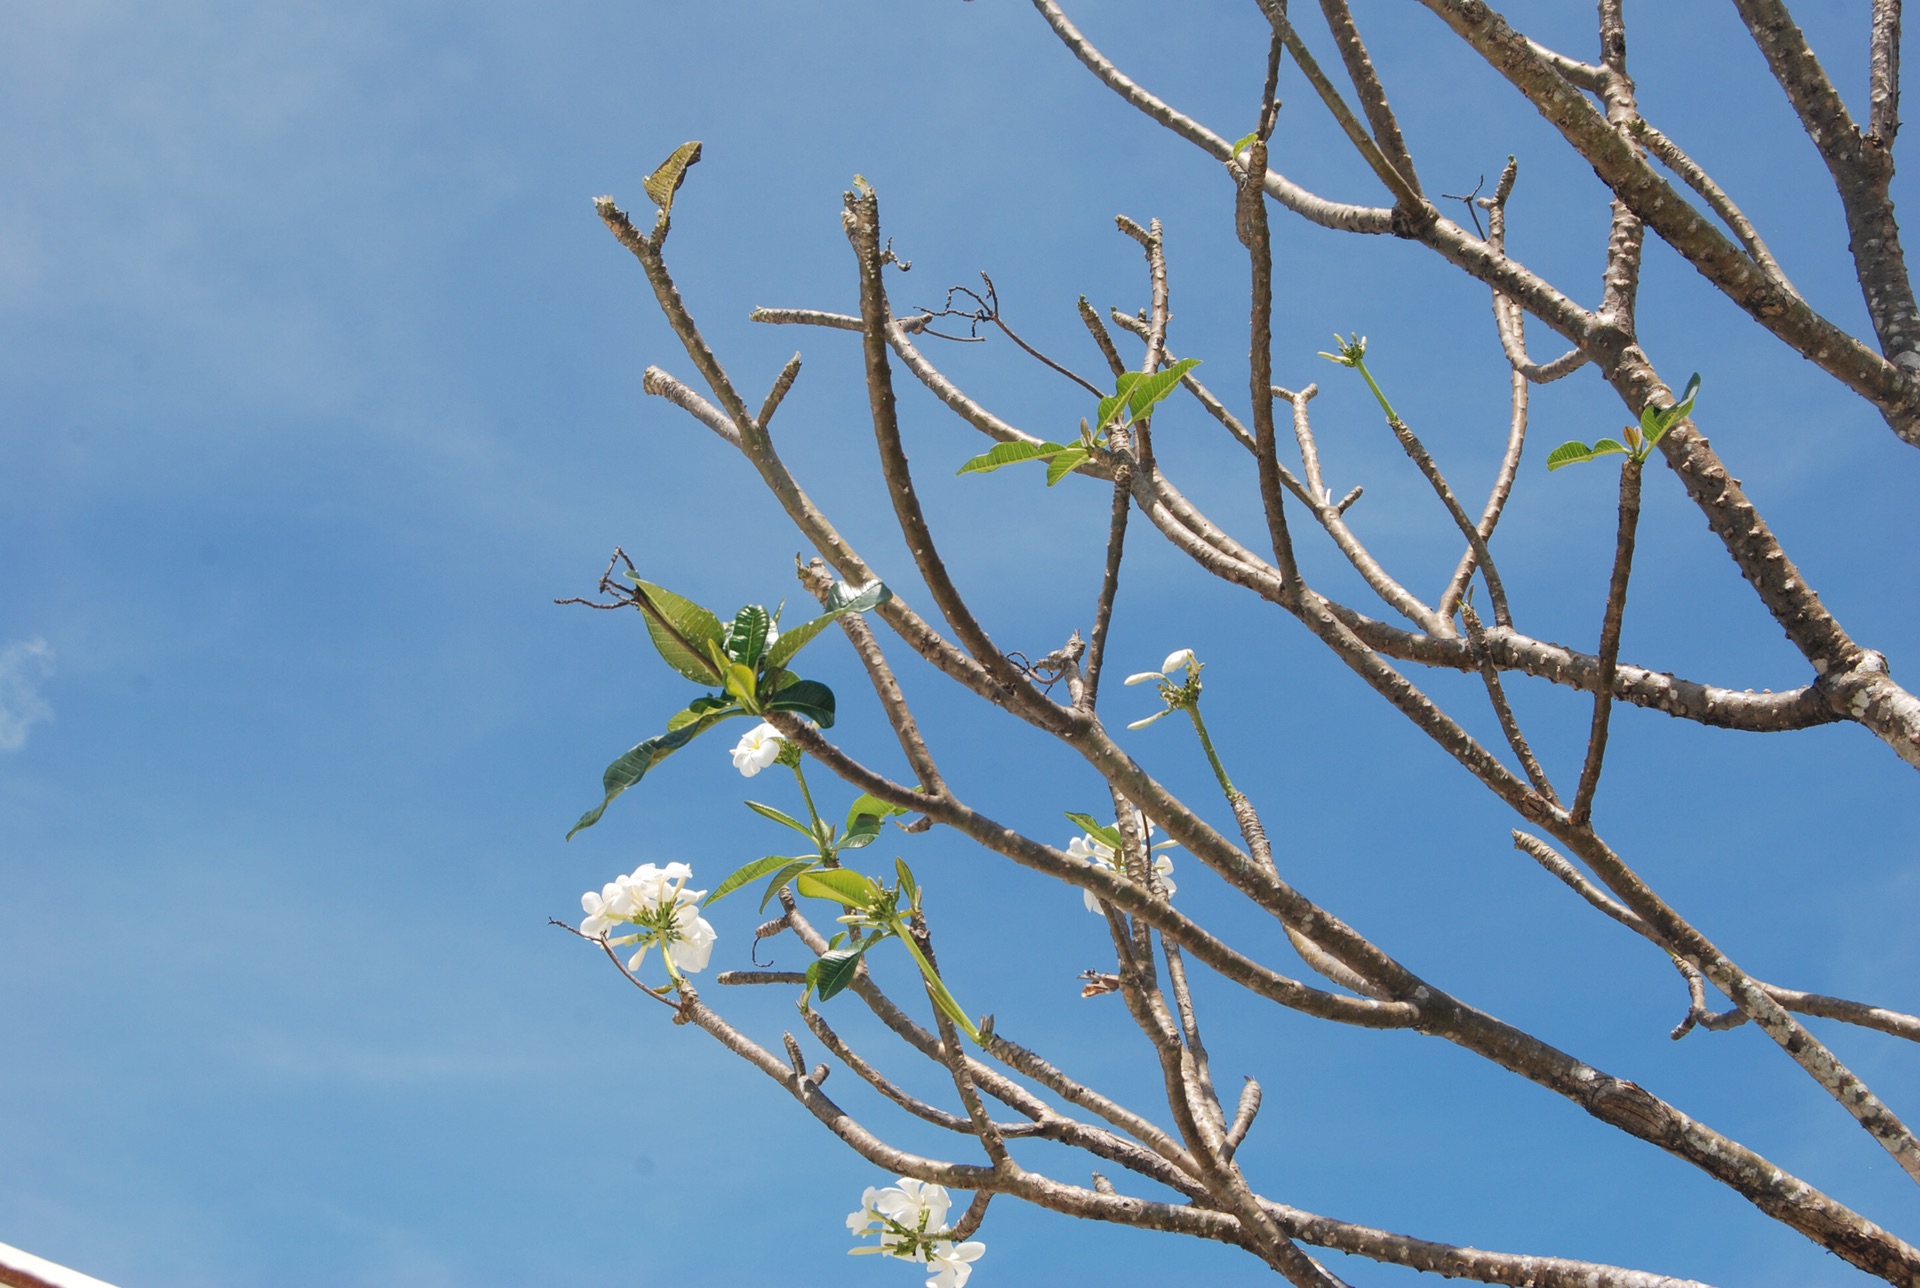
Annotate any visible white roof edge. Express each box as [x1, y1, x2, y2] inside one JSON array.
[[0, 1241, 123, 1288]]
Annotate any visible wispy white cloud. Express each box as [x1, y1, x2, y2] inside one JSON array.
[[0, 637, 54, 751]]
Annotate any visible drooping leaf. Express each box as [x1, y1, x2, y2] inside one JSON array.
[[708, 854, 804, 907], [1045, 446, 1090, 486], [807, 946, 868, 1001], [643, 140, 703, 215], [629, 579, 726, 684], [763, 581, 893, 671], [766, 678, 836, 728], [566, 710, 739, 839], [1065, 812, 1125, 852], [744, 800, 814, 838], [1230, 131, 1260, 157], [759, 858, 821, 911], [957, 439, 1068, 476], [797, 867, 883, 910], [725, 604, 773, 668]]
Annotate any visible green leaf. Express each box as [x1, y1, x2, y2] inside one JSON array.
[[1045, 446, 1090, 486], [1643, 372, 1702, 446], [722, 659, 760, 708], [797, 867, 883, 909], [725, 604, 773, 668], [766, 678, 836, 728], [666, 695, 737, 732], [759, 858, 821, 911], [1064, 812, 1124, 851], [957, 439, 1068, 476], [845, 792, 909, 831], [1545, 439, 1627, 471], [1230, 131, 1260, 157], [763, 581, 893, 672], [807, 946, 867, 1001], [1124, 357, 1202, 422], [840, 792, 910, 851], [629, 579, 727, 685], [1097, 371, 1144, 428], [744, 800, 814, 838], [895, 858, 919, 904], [824, 579, 891, 615], [643, 140, 703, 215], [566, 711, 738, 839], [707, 854, 804, 907]]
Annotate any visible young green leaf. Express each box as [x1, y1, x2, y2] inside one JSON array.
[[1545, 438, 1630, 471], [894, 858, 919, 904], [765, 678, 836, 728], [796, 867, 883, 909], [1045, 445, 1090, 486], [1064, 812, 1125, 851], [841, 793, 910, 851], [1230, 130, 1260, 157], [807, 946, 868, 1002], [957, 439, 1068, 476], [708, 854, 805, 907], [744, 800, 815, 839], [845, 791, 909, 831], [629, 579, 727, 684], [721, 660, 761, 710], [1642, 372, 1702, 447], [725, 604, 773, 668], [1123, 357, 1202, 422]]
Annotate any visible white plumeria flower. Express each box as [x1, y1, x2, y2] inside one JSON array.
[[730, 721, 785, 776], [1069, 829, 1176, 913], [924, 1239, 987, 1288], [848, 1178, 984, 1287], [579, 861, 718, 977], [579, 879, 637, 940], [1124, 648, 1203, 727]]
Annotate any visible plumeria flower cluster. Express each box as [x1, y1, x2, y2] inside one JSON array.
[[1068, 827, 1177, 913], [1123, 647, 1202, 729], [579, 862, 717, 981], [847, 1177, 986, 1288]]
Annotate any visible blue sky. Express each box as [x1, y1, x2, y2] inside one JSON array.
[[2, 1, 1916, 1285]]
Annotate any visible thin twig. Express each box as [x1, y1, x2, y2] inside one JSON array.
[[1570, 457, 1641, 823]]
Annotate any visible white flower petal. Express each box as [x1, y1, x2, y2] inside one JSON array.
[[1161, 647, 1197, 674], [1122, 670, 1165, 686], [1127, 709, 1172, 730]]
